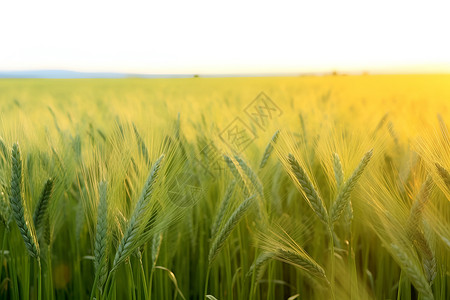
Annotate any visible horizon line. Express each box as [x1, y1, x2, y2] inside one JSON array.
[[1, 69, 450, 79]]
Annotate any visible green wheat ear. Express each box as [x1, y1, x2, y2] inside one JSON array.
[[259, 130, 279, 169], [9, 143, 40, 258], [247, 252, 274, 280], [112, 154, 165, 270], [234, 155, 264, 198], [132, 122, 150, 164], [274, 248, 328, 282], [330, 149, 373, 224], [0, 192, 11, 230], [435, 162, 450, 190], [33, 178, 54, 237], [151, 232, 163, 267], [211, 180, 236, 237], [287, 153, 328, 225], [209, 194, 255, 264], [94, 181, 109, 292], [406, 177, 436, 284], [391, 244, 434, 300], [224, 155, 249, 196], [333, 152, 344, 189]]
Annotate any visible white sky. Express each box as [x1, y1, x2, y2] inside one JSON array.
[[1, 0, 450, 74]]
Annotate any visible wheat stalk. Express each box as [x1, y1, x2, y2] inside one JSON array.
[[211, 180, 236, 237], [287, 154, 328, 224], [388, 122, 399, 148], [151, 232, 163, 267], [259, 130, 279, 169], [330, 149, 373, 224], [0, 137, 9, 166], [406, 177, 432, 237], [435, 163, 450, 190], [208, 194, 255, 263], [391, 244, 434, 300], [0, 192, 11, 230], [33, 178, 53, 235], [43, 215, 51, 245], [112, 154, 164, 270], [405, 177, 436, 284], [372, 112, 389, 136], [343, 200, 353, 228], [132, 123, 150, 164], [413, 233, 436, 284], [94, 181, 109, 292], [75, 199, 85, 241], [437, 113, 450, 144], [274, 249, 328, 282], [234, 155, 264, 198], [224, 155, 249, 196], [246, 252, 274, 280], [9, 143, 40, 258], [333, 153, 344, 189]]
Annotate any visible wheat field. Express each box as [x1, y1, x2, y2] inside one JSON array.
[[0, 75, 449, 299]]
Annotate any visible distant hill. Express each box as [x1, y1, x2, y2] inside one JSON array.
[[0, 70, 195, 79]]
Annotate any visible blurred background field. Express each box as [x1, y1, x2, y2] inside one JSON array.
[[2, 74, 450, 145], [0, 75, 449, 299]]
